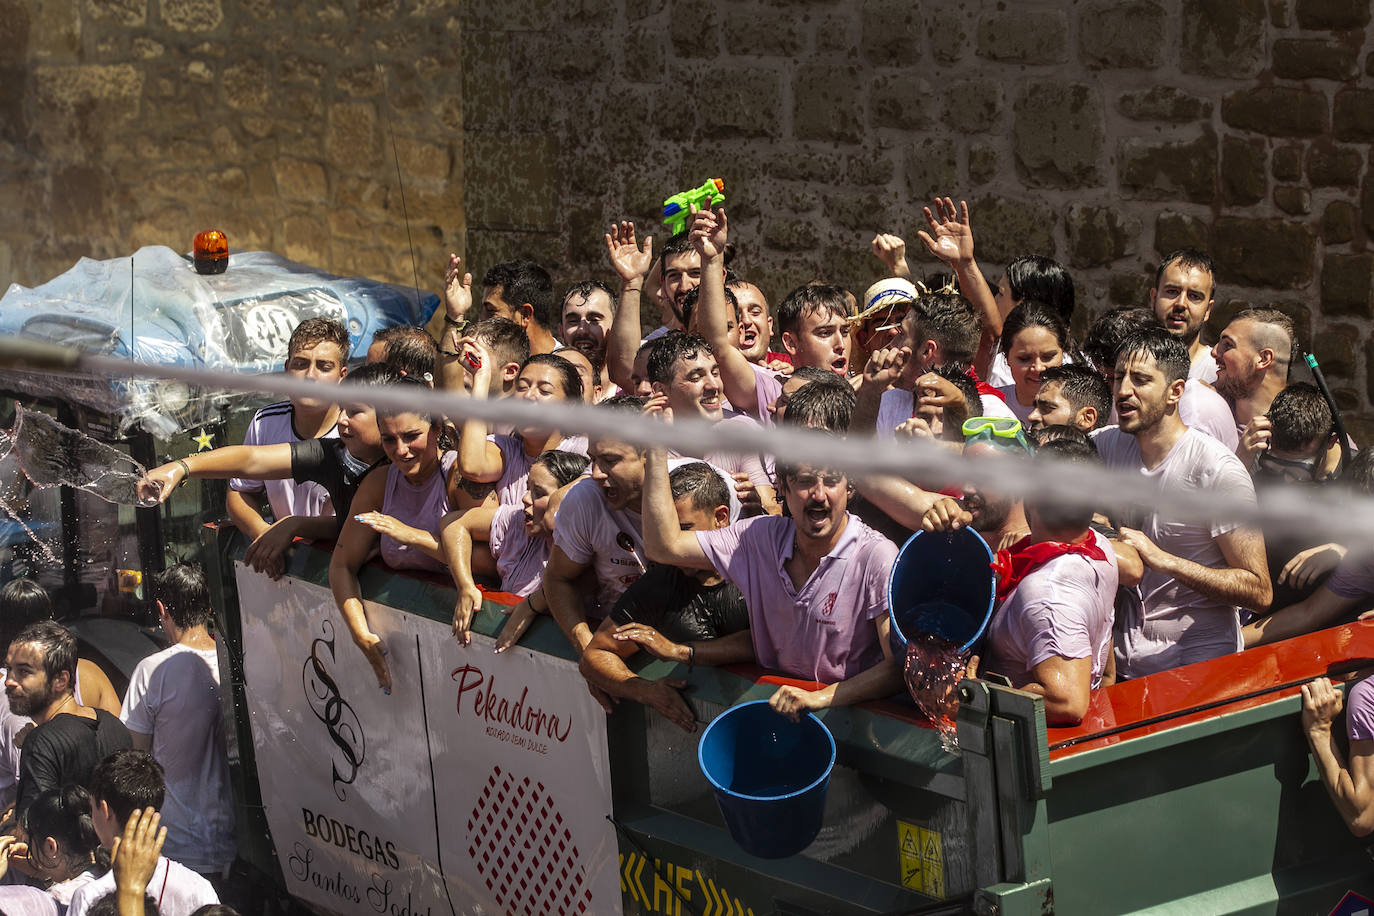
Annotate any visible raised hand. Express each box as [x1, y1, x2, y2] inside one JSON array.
[[136, 463, 182, 505], [871, 233, 910, 278], [862, 345, 911, 391], [915, 198, 975, 266], [444, 254, 473, 320], [688, 206, 728, 260], [111, 807, 165, 903], [605, 221, 654, 282]]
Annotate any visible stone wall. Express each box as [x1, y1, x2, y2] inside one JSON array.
[[3, 0, 1374, 433], [0, 0, 464, 308]]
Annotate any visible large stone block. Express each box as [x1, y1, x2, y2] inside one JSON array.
[[1222, 87, 1327, 137], [50, 165, 105, 241], [670, 0, 720, 58], [871, 74, 932, 131], [1272, 39, 1357, 79], [1066, 204, 1139, 268], [1079, 1, 1165, 69], [1221, 135, 1267, 206], [1212, 217, 1314, 288], [861, 0, 922, 66], [1181, 0, 1266, 78], [903, 138, 957, 198], [30, 0, 80, 58], [1323, 201, 1356, 243], [943, 79, 1000, 134], [624, 25, 667, 82], [1118, 134, 1217, 204], [162, 0, 221, 31], [1274, 186, 1311, 215], [724, 5, 804, 56], [762, 218, 820, 253], [1272, 145, 1303, 181], [793, 64, 865, 144], [1322, 253, 1372, 316], [274, 157, 327, 203], [463, 0, 554, 31], [968, 196, 1057, 265], [824, 190, 891, 232], [464, 134, 558, 231], [462, 31, 507, 130], [1155, 212, 1211, 254], [968, 145, 997, 184], [1334, 90, 1374, 142], [976, 10, 1067, 64], [1012, 82, 1103, 188], [1117, 87, 1212, 123], [1295, 0, 1370, 28], [325, 101, 381, 176], [395, 137, 451, 182], [86, 0, 144, 25], [223, 59, 269, 111], [1306, 140, 1363, 187], [928, 7, 966, 62], [701, 67, 783, 138], [1314, 324, 1357, 377]]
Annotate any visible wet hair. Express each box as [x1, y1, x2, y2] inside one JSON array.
[[1230, 306, 1297, 379], [669, 462, 730, 514], [1116, 327, 1191, 385], [191, 908, 243, 916], [599, 394, 646, 414], [908, 291, 981, 370], [1154, 248, 1216, 290], [1343, 447, 1374, 495], [288, 317, 350, 360], [646, 331, 714, 386], [470, 317, 531, 372], [1267, 382, 1332, 452], [562, 279, 617, 316], [533, 450, 590, 488], [372, 325, 437, 380], [150, 564, 212, 630], [88, 893, 158, 916], [1003, 256, 1075, 323], [483, 260, 555, 330], [660, 233, 695, 262], [679, 285, 739, 331], [0, 579, 53, 651], [341, 362, 402, 388], [9, 620, 76, 691], [789, 365, 850, 389], [998, 300, 1073, 359], [1083, 306, 1163, 377], [1039, 364, 1111, 428], [776, 285, 849, 337], [88, 750, 166, 828], [376, 376, 439, 422], [22, 784, 100, 872], [781, 380, 856, 434], [518, 353, 583, 402], [931, 363, 981, 422], [1031, 423, 1092, 450], [1027, 432, 1100, 530]]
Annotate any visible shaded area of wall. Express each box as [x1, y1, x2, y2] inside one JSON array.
[[0, 0, 463, 309]]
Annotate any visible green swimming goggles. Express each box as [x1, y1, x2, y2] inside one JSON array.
[[961, 416, 1030, 453]]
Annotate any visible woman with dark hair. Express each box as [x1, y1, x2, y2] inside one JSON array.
[[457, 350, 588, 508], [19, 784, 104, 907], [996, 302, 1074, 423], [442, 450, 591, 647]]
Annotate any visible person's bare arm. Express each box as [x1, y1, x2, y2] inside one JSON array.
[[605, 222, 653, 391], [578, 618, 695, 731], [456, 340, 507, 483], [1303, 677, 1374, 836], [853, 346, 910, 436], [1242, 584, 1359, 648], [439, 506, 498, 645], [1108, 538, 1145, 588], [916, 197, 1000, 334], [139, 443, 296, 504], [769, 619, 901, 721], [871, 234, 912, 281], [225, 489, 273, 541], [244, 513, 340, 580], [855, 474, 953, 531], [641, 448, 714, 571], [76, 659, 121, 717], [543, 547, 597, 655], [1018, 655, 1093, 725], [437, 255, 473, 392], [327, 470, 392, 691], [1117, 524, 1272, 612], [690, 208, 760, 417]]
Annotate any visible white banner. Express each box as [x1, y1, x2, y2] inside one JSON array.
[[236, 564, 622, 916]]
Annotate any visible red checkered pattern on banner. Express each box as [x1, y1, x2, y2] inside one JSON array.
[[467, 765, 591, 915]]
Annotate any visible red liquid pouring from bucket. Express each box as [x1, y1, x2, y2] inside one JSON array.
[[904, 633, 968, 753]]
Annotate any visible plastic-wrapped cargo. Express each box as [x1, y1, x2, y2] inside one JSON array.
[[0, 245, 438, 436]]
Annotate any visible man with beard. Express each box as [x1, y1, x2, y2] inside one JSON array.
[[1093, 328, 1271, 676], [1150, 249, 1218, 384], [6, 622, 130, 817], [1026, 364, 1111, 433], [641, 448, 900, 722], [917, 419, 1031, 551], [1210, 307, 1297, 466], [474, 259, 561, 355], [559, 280, 616, 396]]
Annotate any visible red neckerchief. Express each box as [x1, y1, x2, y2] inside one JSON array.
[[965, 367, 1006, 402], [991, 532, 1107, 602]]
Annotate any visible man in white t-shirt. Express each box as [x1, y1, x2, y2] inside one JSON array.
[[68, 750, 219, 916], [1092, 328, 1271, 677], [122, 565, 234, 877]]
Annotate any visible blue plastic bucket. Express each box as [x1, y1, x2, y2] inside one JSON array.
[[887, 527, 997, 657], [697, 700, 836, 859]]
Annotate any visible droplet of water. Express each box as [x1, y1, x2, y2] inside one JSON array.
[[904, 633, 968, 754]]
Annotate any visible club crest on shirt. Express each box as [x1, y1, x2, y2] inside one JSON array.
[[821, 592, 838, 617]]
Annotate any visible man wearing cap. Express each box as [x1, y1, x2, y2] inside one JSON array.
[[640, 445, 900, 723], [1093, 328, 1271, 676]]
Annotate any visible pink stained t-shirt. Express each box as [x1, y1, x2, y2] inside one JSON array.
[[552, 477, 649, 616], [489, 433, 588, 508], [695, 513, 898, 684], [1346, 677, 1374, 742], [672, 410, 773, 490], [1092, 426, 1258, 677], [745, 361, 785, 427], [1178, 379, 1239, 451], [379, 451, 457, 574], [986, 529, 1119, 689], [489, 504, 549, 598]]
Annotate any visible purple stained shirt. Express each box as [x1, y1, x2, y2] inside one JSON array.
[[379, 451, 457, 574], [489, 504, 549, 597], [673, 410, 773, 490], [695, 513, 898, 684], [986, 530, 1119, 689], [1347, 677, 1374, 742], [490, 433, 588, 508], [1325, 551, 1374, 601], [746, 361, 784, 427]]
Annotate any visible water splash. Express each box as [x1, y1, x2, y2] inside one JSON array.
[[903, 633, 969, 754], [11, 407, 157, 508]]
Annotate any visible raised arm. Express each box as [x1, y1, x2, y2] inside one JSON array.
[[855, 473, 960, 532], [604, 222, 653, 391], [1117, 524, 1273, 613], [641, 447, 714, 571], [916, 198, 999, 335], [1302, 677, 1374, 836], [437, 255, 474, 393], [456, 339, 506, 483], [690, 207, 760, 417], [327, 468, 392, 692]]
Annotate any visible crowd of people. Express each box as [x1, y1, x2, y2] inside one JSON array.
[[107, 194, 1374, 865]]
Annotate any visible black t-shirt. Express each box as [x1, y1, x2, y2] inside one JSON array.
[[16, 709, 132, 816], [610, 564, 750, 644], [290, 438, 385, 530]]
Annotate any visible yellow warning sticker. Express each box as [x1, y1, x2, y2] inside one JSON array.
[[897, 820, 945, 899]]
